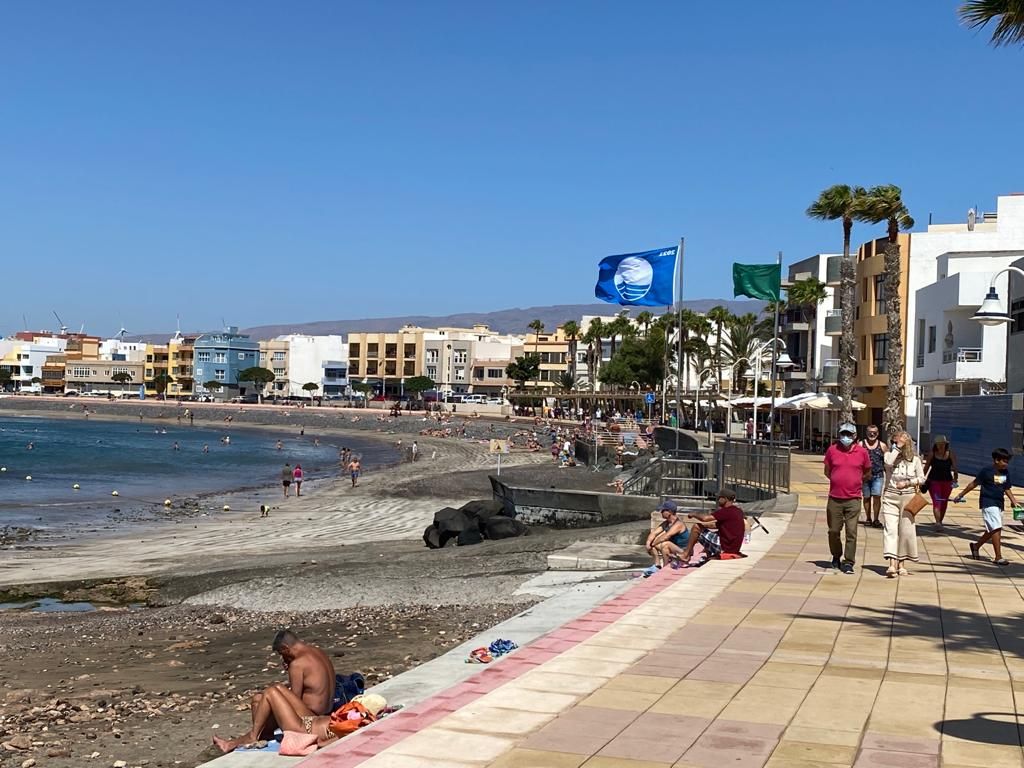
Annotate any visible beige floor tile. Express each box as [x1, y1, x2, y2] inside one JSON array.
[[560, 644, 647, 664], [516, 671, 606, 697], [488, 749, 587, 768], [439, 705, 554, 736], [360, 754, 485, 768], [386, 728, 516, 762], [782, 727, 861, 747], [749, 662, 823, 690], [578, 688, 662, 712], [765, 759, 853, 768], [585, 632, 671, 651], [649, 693, 730, 719], [539, 657, 632, 678], [770, 741, 857, 764], [941, 741, 1024, 768], [718, 684, 808, 724], [474, 687, 580, 715], [602, 674, 679, 694], [583, 758, 672, 768]]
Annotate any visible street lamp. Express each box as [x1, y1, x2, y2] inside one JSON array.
[[695, 368, 717, 447], [972, 267, 1024, 326], [748, 338, 793, 443]]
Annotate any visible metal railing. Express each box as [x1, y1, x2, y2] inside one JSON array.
[[942, 347, 983, 364], [714, 438, 791, 496], [623, 451, 713, 509]]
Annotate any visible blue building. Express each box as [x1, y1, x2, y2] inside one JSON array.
[[193, 326, 261, 400]]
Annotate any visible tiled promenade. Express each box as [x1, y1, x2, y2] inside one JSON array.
[[290, 454, 1024, 768]]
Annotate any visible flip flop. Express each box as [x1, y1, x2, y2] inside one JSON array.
[[969, 542, 980, 560], [466, 648, 493, 664]]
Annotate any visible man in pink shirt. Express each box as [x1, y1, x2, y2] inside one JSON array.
[[824, 422, 872, 573]]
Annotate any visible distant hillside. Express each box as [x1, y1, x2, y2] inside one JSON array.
[[136, 299, 763, 342]]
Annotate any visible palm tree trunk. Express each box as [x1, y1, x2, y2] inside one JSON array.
[[839, 222, 856, 424], [883, 236, 905, 435]]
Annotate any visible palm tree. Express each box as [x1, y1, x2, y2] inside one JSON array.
[[562, 321, 580, 382], [786, 277, 829, 382], [635, 311, 654, 337], [706, 305, 732, 392], [959, 0, 1024, 46], [557, 371, 575, 392], [807, 184, 867, 424], [856, 184, 914, 435], [527, 319, 544, 390], [583, 318, 605, 388], [606, 314, 637, 359], [724, 313, 771, 395]]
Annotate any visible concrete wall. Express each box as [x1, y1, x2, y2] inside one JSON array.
[[490, 476, 659, 528]]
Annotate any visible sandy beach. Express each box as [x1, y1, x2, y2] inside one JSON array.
[[0, 397, 633, 768]]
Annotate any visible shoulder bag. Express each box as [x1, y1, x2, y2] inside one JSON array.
[[904, 463, 931, 518]]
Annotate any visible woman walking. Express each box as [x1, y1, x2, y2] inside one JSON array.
[[293, 464, 304, 497], [881, 431, 926, 578], [923, 435, 957, 531]]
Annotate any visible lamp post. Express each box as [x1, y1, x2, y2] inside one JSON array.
[[695, 368, 716, 447], [749, 338, 793, 444], [971, 267, 1024, 326], [725, 356, 751, 439]]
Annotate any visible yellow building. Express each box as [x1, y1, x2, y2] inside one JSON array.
[[41, 334, 101, 393], [166, 335, 196, 399], [846, 233, 912, 427], [347, 326, 427, 398], [520, 326, 572, 391], [143, 343, 170, 397]]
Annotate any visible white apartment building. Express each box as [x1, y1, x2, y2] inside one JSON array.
[[423, 326, 522, 396], [98, 339, 147, 362], [0, 335, 68, 392], [906, 193, 1024, 433], [781, 254, 839, 397], [260, 335, 347, 398]]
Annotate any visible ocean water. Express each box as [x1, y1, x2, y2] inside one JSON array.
[[0, 415, 396, 530]]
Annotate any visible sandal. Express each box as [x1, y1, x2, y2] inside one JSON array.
[[969, 542, 980, 560], [995, 558, 1010, 566], [466, 648, 493, 664], [886, 566, 897, 579], [898, 568, 909, 576]]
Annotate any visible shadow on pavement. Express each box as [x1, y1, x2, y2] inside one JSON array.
[[938, 712, 1024, 747]]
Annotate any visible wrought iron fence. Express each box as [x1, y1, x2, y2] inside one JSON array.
[[714, 438, 791, 496]]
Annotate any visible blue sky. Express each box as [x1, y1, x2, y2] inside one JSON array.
[[1, 1, 1020, 336]]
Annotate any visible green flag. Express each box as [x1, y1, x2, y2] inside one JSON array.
[[733, 263, 781, 301]]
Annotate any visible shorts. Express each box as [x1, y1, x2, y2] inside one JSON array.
[[351, 471, 360, 479], [982, 506, 1003, 532], [697, 529, 721, 557], [862, 476, 884, 498], [282, 480, 291, 487]]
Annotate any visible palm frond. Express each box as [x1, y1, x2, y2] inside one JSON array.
[[959, 0, 1024, 46]]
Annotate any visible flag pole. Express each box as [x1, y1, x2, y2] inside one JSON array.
[[768, 250, 782, 442], [675, 237, 684, 453]]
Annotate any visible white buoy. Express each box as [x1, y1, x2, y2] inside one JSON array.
[[73, 484, 80, 490], [111, 490, 119, 497], [0, 466, 6, 472], [25, 475, 32, 481], [164, 499, 172, 507], [222, 504, 230, 511]]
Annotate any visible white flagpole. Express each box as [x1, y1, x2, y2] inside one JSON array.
[[675, 237, 684, 453], [768, 250, 782, 442]]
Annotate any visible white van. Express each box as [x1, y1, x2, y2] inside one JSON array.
[[462, 394, 487, 405]]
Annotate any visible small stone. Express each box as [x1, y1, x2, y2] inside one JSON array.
[[21, 759, 36, 768], [114, 761, 127, 767]]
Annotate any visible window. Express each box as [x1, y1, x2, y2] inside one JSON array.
[[1012, 299, 1024, 335], [426, 365, 437, 378], [874, 274, 886, 316], [214, 352, 227, 364], [145, 368, 154, 377], [111, 366, 132, 376], [238, 352, 246, 360], [862, 277, 868, 302], [404, 343, 416, 359], [214, 369, 226, 381], [403, 361, 415, 376], [366, 361, 378, 375], [273, 351, 285, 361], [487, 368, 504, 379], [473, 367, 484, 379], [873, 334, 889, 374], [384, 361, 396, 375], [426, 350, 439, 363], [349, 343, 360, 358], [453, 350, 467, 364], [195, 367, 203, 377], [197, 352, 211, 362], [385, 344, 397, 359], [367, 343, 379, 358], [861, 336, 867, 360], [71, 366, 91, 378], [348, 362, 359, 375], [273, 367, 286, 376], [454, 366, 465, 381], [928, 325, 936, 352], [916, 319, 925, 367]]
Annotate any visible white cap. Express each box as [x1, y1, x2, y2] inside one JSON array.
[[838, 422, 857, 436]]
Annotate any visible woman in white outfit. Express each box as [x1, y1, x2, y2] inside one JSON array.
[[881, 431, 926, 577]]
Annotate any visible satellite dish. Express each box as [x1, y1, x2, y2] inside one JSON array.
[[968, 208, 976, 231]]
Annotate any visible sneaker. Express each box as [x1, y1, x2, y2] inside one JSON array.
[[641, 564, 660, 578], [831, 557, 841, 570], [840, 562, 855, 574]]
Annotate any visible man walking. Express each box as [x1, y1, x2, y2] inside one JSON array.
[[824, 422, 872, 573]]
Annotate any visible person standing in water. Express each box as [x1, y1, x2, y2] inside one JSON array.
[[292, 464, 304, 496], [281, 463, 293, 498], [348, 457, 361, 487]]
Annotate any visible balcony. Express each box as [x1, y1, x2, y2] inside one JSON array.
[[779, 359, 808, 381], [824, 310, 842, 336], [942, 347, 982, 364], [781, 317, 809, 334], [826, 256, 841, 286], [822, 359, 840, 387]]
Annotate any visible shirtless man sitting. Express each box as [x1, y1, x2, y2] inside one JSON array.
[[214, 629, 336, 753]]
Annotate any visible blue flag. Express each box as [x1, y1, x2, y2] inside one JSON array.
[[594, 246, 678, 307]]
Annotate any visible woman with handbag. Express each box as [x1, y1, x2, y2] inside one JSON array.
[[923, 435, 957, 531], [881, 431, 927, 578]]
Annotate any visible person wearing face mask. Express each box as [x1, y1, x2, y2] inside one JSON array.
[[824, 423, 872, 573], [881, 431, 926, 577]]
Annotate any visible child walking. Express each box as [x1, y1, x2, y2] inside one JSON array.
[[954, 448, 1018, 566]]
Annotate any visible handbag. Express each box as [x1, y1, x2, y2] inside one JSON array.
[[904, 491, 930, 517]]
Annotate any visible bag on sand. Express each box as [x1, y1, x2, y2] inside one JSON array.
[[904, 491, 930, 518], [484, 516, 529, 540], [423, 525, 442, 549]]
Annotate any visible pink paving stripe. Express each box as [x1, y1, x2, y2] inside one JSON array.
[[300, 565, 694, 767]]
